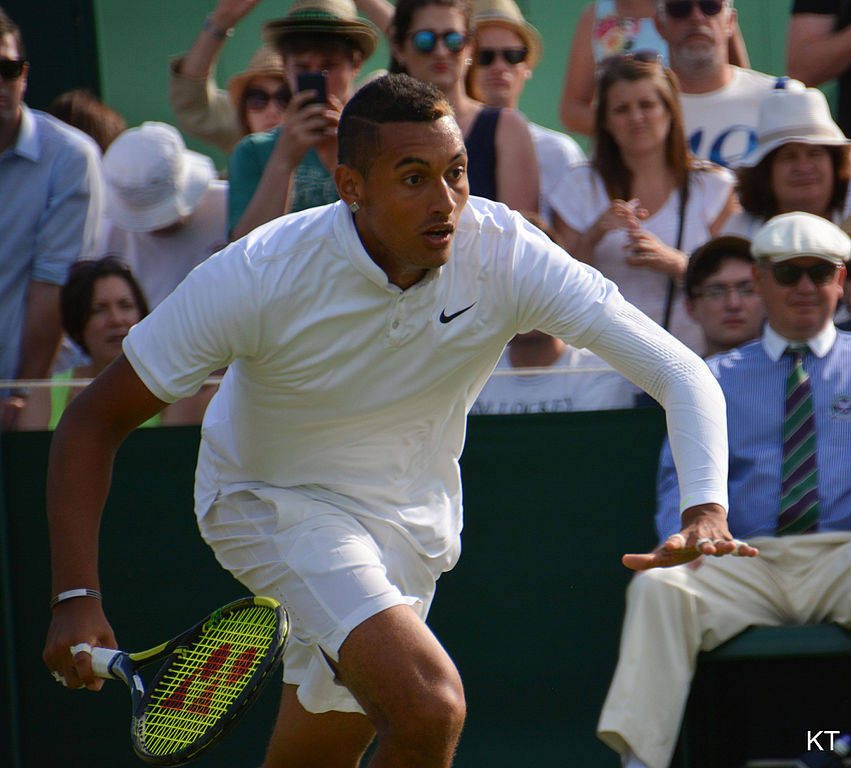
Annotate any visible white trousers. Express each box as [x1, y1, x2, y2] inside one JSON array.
[[597, 532, 851, 768]]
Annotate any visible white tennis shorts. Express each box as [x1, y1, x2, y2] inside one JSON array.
[[199, 485, 449, 714]]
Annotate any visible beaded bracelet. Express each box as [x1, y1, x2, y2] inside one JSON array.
[[203, 14, 234, 39], [50, 588, 103, 610]]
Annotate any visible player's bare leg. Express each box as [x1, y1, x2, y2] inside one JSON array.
[[265, 604, 464, 767], [334, 604, 466, 767], [262, 684, 375, 768]]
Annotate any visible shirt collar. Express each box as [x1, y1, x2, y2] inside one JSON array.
[[761, 322, 837, 361], [7, 103, 39, 162]]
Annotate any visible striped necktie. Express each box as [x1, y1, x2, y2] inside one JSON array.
[[777, 346, 819, 535]]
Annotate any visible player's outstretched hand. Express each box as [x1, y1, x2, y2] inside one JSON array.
[[622, 502, 759, 571]]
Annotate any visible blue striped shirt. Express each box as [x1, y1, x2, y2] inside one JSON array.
[[656, 326, 851, 540]]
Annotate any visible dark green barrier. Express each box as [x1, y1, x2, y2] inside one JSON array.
[[1, 409, 665, 767]]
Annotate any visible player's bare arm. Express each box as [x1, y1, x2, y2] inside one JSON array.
[[43, 355, 168, 689]]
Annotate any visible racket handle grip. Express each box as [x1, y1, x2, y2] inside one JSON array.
[[91, 647, 121, 678]]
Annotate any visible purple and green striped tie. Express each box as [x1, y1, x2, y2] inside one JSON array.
[[777, 346, 819, 535]]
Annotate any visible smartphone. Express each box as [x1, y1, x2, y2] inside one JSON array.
[[296, 71, 327, 106]]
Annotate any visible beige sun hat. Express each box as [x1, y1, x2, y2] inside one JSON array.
[[261, 0, 380, 59], [103, 122, 215, 232], [736, 85, 850, 168], [471, 0, 543, 68], [227, 46, 288, 108], [751, 212, 851, 266]]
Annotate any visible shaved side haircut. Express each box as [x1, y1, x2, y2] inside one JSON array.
[[337, 73, 455, 178]]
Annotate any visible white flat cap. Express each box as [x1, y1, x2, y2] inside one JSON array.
[[751, 212, 851, 265]]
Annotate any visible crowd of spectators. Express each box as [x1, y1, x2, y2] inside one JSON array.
[[5, 0, 851, 765], [5, 0, 849, 425]]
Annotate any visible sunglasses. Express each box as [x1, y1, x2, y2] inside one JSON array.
[[244, 87, 291, 111], [0, 59, 26, 80], [476, 47, 528, 67], [410, 30, 468, 54], [665, 0, 726, 19], [765, 262, 839, 286]]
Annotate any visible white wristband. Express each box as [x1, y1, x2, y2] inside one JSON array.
[[50, 588, 102, 609]]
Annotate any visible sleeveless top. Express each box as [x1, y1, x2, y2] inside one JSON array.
[[465, 106, 500, 201], [591, 0, 668, 63]]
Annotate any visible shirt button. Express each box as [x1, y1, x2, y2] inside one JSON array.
[[392, 320, 400, 329]]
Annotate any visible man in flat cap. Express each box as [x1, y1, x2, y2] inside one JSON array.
[[599, 211, 851, 768]]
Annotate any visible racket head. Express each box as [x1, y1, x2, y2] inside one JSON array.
[[130, 596, 288, 765]]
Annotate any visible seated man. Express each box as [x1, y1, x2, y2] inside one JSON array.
[[684, 234, 765, 357], [598, 212, 851, 768]]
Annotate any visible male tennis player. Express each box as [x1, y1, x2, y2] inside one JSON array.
[[43, 74, 755, 768]]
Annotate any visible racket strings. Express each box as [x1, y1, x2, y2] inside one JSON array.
[[139, 605, 281, 756]]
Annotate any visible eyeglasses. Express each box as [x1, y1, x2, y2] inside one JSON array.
[[244, 87, 291, 111], [664, 1, 726, 19], [0, 59, 26, 80], [476, 47, 528, 67], [765, 262, 839, 286], [693, 282, 756, 301], [410, 30, 468, 54]]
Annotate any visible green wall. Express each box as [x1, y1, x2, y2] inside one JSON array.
[[1, 410, 664, 767], [90, 0, 793, 169]]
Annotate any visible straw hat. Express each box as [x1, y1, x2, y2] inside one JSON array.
[[261, 0, 380, 59], [751, 212, 851, 266], [227, 46, 288, 108], [471, 0, 543, 68], [103, 122, 215, 232], [736, 85, 850, 168]]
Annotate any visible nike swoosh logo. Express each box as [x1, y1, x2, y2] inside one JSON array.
[[439, 302, 476, 324]]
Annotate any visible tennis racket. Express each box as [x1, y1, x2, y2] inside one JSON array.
[[89, 595, 288, 765]]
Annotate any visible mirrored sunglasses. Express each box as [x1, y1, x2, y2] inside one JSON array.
[[0, 59, 26, 80], [410, 30, 468, 54], [244, 87, 291, 111], [476, 47, 528, 67], [665, 0, 726, 19], [766, 262, 839, 286]]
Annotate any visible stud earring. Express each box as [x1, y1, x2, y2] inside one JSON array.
[[464, 57, 472, 66], [349, 201, 360, 213]]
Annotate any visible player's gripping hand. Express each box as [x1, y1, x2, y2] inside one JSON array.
[[43, 599, 117, 691], [622, 502, 759, 571]]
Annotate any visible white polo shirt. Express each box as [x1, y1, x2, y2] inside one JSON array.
[[124, 197, 727, 560]]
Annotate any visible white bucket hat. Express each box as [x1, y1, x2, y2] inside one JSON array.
[[103, 122, 215, 232], [736, 85, 850, 168], [751, 212, 851, 265]]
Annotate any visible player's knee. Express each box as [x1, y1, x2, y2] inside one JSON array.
[[387, 674, 466, 750]]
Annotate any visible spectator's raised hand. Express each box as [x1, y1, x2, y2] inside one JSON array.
[[271, 91, 341, 168], [209, 0, 264, 30], [589, 198, 647, 244], [624, 221, 689, 280]]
